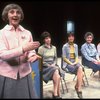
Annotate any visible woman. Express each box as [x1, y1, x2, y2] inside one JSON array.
[[81, 32, 100, 73], [0, 4, 40, 99], [97, 42, 100, 57], [38, 31, 61, 99], [62, 33, 83, 99]]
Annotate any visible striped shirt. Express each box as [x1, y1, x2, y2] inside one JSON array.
[[38, 44, 57, 66]]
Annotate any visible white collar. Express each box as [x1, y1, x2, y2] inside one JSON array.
[[4, 24, 25, 31]]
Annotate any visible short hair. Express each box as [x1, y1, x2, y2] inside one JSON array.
[[84, 32, 94, 39], [41, 31, 51, 43], [67, 32, 75, 38], [2, 3, 24, 22]]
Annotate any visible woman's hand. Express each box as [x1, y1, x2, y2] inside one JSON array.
[[22, 41, 40, 52], [71, 62, 77, 66], [27, 54, 42, 63], [93, 60, 100, 64], [50, 63, 56, 67]]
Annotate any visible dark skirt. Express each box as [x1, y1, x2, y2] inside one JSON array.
[[65, 59, 81, 74], [82, 57, 100, 72], [0, 73, 38, 99], [43, 65, 59, 83]]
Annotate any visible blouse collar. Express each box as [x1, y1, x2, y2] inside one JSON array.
[[4, 24, 25, 32], [68, 42, 74, 46], [44, 44, 52, 49]]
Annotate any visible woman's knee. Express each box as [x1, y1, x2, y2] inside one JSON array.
[[78, 66, 83, 71], [53, 70, 61, 80], [77, 67, 83, 74]]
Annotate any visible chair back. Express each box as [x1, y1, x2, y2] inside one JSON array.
[[61, 56, 70, 73]]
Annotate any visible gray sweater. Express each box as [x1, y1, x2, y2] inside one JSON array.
[[38, 45, 57, 67]]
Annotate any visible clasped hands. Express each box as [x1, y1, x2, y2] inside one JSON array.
[[22, 41, 40, 53], [70, 62, 77, 66], [93, 59, 100, 65], [22, 41, 42, 63]]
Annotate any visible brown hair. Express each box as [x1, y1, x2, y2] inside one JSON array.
[[2, 3, 24, 22], [67, 32, 74, 38], [41, 31, 51, 43]]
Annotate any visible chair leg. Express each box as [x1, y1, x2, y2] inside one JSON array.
[[99, 71, 100, 78], [83, 67, 89, 86], [63, 77, 68, 93], [73, 75, 76, 81], [90, 71, 94, 76], [90, 70, 100, 77], [60, 77, 65, 94]]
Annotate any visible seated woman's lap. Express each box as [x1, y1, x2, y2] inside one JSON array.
[[66, 63, 81, 74], [83, 58, 100, 72], [42, 66, 60, 83]]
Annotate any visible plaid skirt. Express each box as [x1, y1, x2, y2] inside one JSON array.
[[0, 73, 38, 99]]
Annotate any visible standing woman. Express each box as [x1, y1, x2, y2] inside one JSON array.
[[38, 31, 61, 99], [0, 4, 40, 99], [62, 33, 83, 99], [81, 32, 100, 73]]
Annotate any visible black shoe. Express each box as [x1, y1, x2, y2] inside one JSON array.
[[57, 96, 62, 99], [58, 97, 62, 99], [52, 95, 62, 99], [75, 86, 83, 99], [77, 91, 83, 99]]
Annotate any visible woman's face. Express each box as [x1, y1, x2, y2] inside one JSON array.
[[44, 36, 51, 45], [86, 35, 93, 43], [8, 9, 21, 27], [68, 35, 74, 43]]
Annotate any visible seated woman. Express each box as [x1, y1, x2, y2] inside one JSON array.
[[38, 31, 61, 99], [97, 42, 100, 57], [81, 32, 100, 73], [62, 33, 83, 99]]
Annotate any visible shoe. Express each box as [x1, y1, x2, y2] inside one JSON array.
[[75, 86, 83, 99], [52, 94, 62, 99], [57, 96, 62, 99], [77, 91, 83, 99]]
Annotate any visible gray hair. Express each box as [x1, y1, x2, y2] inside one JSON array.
[[2, 3, 24, 22], [84, 32, 94, 39]]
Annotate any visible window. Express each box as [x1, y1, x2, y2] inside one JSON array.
[[67, 21, 75, 34]]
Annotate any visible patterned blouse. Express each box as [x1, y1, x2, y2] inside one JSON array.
[[81, 43, 99, 61]]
